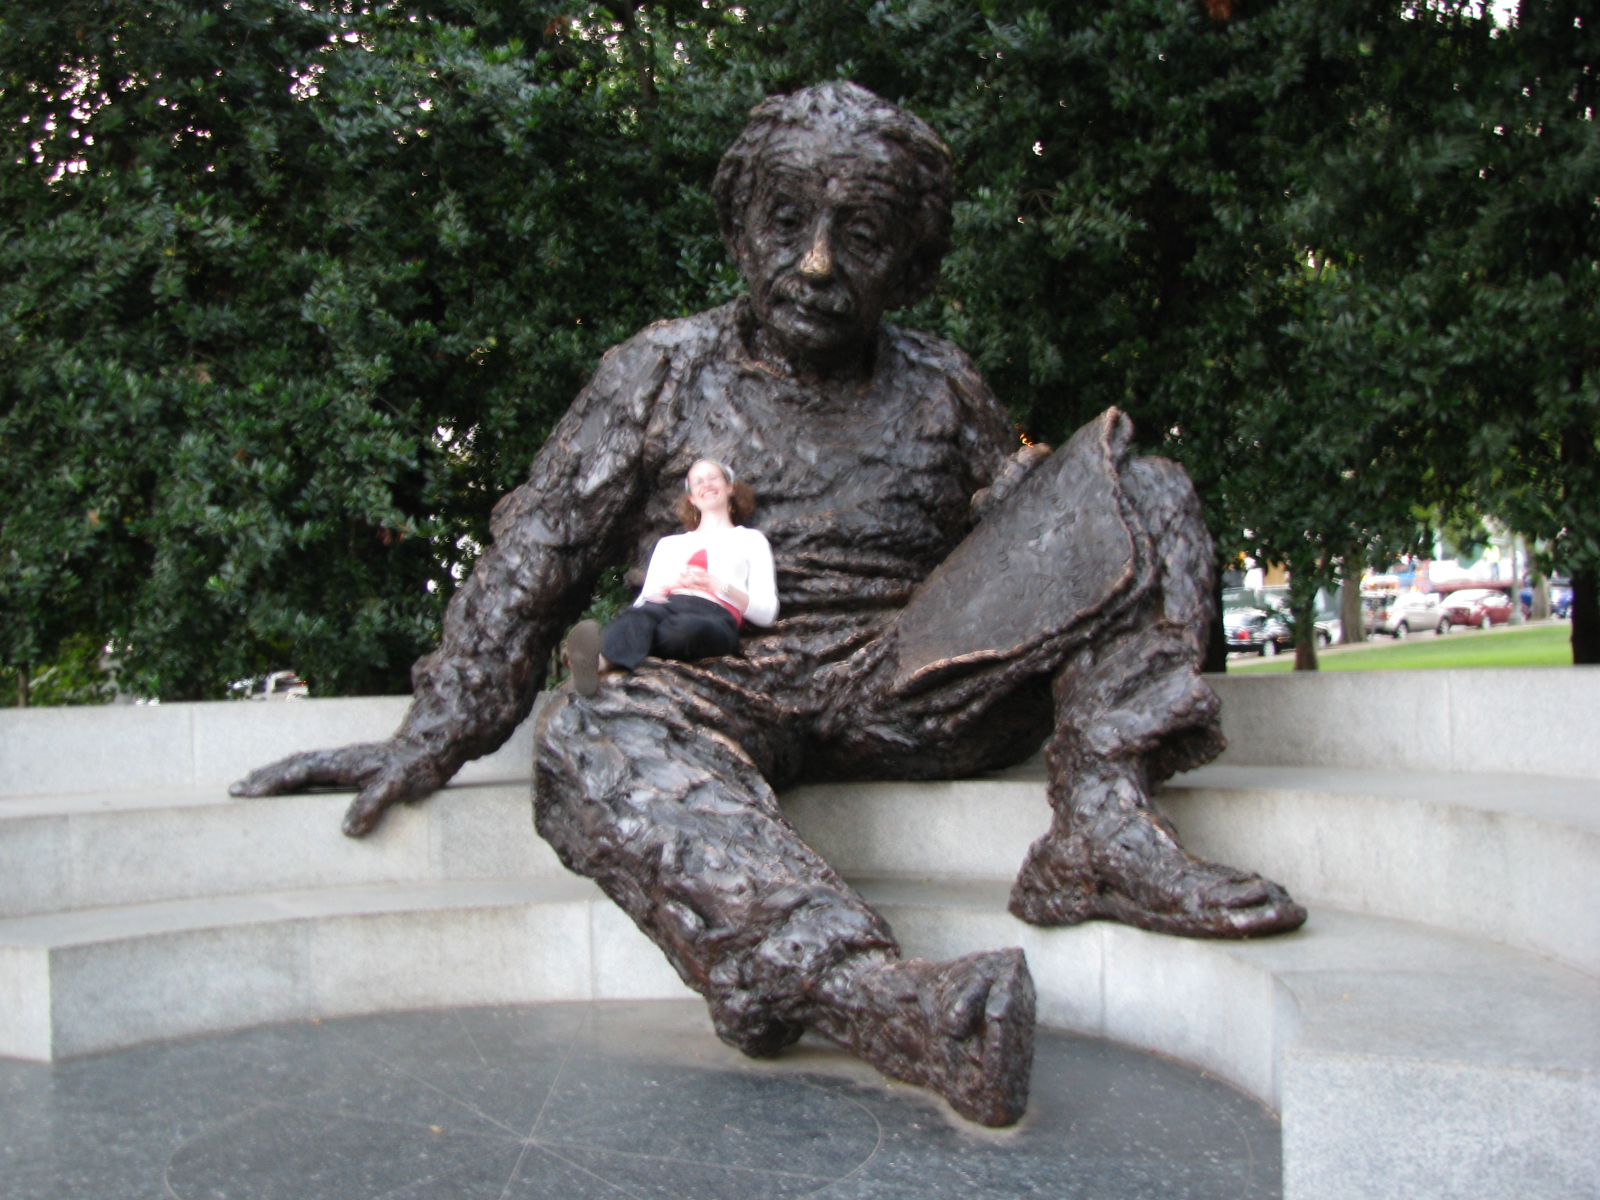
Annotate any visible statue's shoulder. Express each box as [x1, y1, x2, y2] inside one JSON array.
[[881, 324, 979, 378], [882, 324, 1014, 466], [578, 304, 734, 409], [626, 303, 736, 362], [882, 324, 1004, 413]]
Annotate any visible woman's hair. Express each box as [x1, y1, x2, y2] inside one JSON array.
[[677, 461, 757, 530]]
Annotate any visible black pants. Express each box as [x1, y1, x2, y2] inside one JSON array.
[[601, 594, 741, 670]]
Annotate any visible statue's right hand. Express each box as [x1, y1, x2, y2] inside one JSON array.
[[228, 739, 445, 838]]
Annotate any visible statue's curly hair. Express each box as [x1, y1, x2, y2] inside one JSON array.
[[712, 82, 954, 311]]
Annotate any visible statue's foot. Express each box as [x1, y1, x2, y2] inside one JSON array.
[[813, 949, 1035, 1126], [1009, 777, 1306, 939]]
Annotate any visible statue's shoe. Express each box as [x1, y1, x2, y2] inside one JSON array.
[[1009, 818, 1307, 939], [814, 949, 1036, 1127]]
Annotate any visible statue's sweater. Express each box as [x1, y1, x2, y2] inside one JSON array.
[[394, 299, 1018, 773]]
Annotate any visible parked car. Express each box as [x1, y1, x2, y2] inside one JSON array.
[[1519, 579, 1574, 619], [1224, 607, 1287, 656], [1312, 614, 1341, 648], [1228, 590, 1340, 651], [1439, 588, 1515, 630], [240, 670, 308, 700], [1363, 591, 1446, 638]]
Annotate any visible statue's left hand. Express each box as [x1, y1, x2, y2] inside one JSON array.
[[229, 738, 445, 838], [971, 442, 1053, 521]]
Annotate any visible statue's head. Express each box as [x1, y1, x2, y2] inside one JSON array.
[[713, 82, 954, 368]]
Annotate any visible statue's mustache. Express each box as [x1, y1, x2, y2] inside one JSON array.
[[773, 277, 854, 316]]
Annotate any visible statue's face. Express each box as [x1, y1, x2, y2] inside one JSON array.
[[736, 127, 919, 366]]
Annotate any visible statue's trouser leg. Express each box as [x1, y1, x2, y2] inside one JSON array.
[[1008, 457, 1305, 937], [815, 420, 1305, 938], [534, 673, 888, 1055], [533, 671, 1035, 1124]]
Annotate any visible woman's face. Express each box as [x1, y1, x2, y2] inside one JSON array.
[[687, 460, 732, 513]]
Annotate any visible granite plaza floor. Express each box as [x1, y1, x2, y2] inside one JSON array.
[[0, 999, 1279, 1200]]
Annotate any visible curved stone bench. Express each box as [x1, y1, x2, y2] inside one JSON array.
[[1, 673, 1596, 1200]]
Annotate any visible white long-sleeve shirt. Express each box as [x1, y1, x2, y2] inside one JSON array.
[[635, 525, 779, 627]]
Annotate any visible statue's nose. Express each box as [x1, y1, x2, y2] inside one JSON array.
[[797, 225, 833, 280]]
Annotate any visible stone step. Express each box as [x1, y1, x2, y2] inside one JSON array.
[[0, 876, 1592, 1199], [0, 695, 532, 799], [0, 876, 693, 1062], [783, 762, 1600, 978], [0, 781, 559, 920], [862, 879, 1599, 1200], [6, 761, 1596, 978], [1159, 763, 1600, 979], [5, 669, 1592, 797], [1209, 668, 1600, 780]]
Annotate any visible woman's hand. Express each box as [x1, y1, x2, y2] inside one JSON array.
[[675, 564, 716, 593], [669, 566, 747, 614]]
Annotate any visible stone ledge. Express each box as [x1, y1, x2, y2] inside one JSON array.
[[0, 696, 534, 799], [7, 762, 1595, 979], [0, 877, 695, 1061], [1161, 764, 1600, 979], [0, 782, 560, 920], [1208, 668, 1600, 780], [783, 765, 1600, 974], [866, 881, 1600, 1200], [1, 877, 1592, 1199], [4, 665, 1594, 797]]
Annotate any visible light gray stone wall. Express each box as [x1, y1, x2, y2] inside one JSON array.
[[1210, 668, 1600, 778]]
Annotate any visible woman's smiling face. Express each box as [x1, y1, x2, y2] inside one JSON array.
[[686, 460, 732, 512]]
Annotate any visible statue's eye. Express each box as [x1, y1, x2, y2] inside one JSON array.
[[840, 208, 892, 251], [844, 220, 885, 252], [770, 204, 804, 233]]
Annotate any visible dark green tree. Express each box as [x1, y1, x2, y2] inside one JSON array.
[[10, 0, 1586, 701], [1288, 0, 1599, 661], [0, 0, 753, 699]]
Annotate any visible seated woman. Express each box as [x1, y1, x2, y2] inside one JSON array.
[[565, 459, 778, 696]]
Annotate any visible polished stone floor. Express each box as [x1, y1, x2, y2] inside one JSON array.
[[0, 1001, 1280, 1199]]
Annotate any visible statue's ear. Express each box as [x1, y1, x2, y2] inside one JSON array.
[[722, 225, 754, 287], [888, 250, 940, 312]]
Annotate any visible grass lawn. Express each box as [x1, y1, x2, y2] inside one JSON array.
[[1228, 621, 1576, 673]]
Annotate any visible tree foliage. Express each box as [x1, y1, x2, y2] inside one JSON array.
[[3, 0, 1593, 701], [1285, 0, 1600, 658], [0, 0, 752, 697]]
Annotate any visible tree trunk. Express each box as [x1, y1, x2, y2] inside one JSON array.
[[1291, 587, 1319, 671], [1572, 568, 1599, 664], [16, 665, 29, 708], [1202, 568, 1228, 673], [1338, 568, 1366, 644], [1531, 570, 1550, 621]]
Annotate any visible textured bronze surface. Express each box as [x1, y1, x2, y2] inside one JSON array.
[[233, 82, 1304, 1127]]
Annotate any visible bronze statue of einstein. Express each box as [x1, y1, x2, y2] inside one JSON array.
[[236, 82, 1304, 1127]]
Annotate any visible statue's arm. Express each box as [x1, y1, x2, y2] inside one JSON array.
[[948, 355, 1052, 522], [231, 336, 673, 835]]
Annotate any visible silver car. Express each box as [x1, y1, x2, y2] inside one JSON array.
[[1363, 591, 1447, 638]]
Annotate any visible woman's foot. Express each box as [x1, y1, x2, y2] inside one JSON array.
[[563, 620, 603, 697]]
